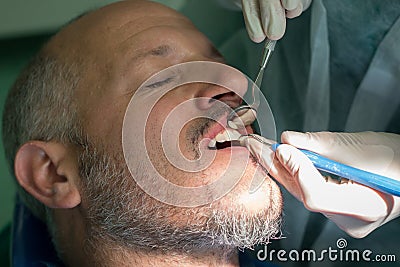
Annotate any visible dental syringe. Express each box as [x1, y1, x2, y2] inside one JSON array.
[[227, 39, 276, 129]]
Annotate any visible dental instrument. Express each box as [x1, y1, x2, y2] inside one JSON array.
[[227, 39, 277, 128], [239, 134, 400, 197]]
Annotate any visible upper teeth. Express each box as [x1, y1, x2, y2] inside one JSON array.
[[208, 128, 241, 148]]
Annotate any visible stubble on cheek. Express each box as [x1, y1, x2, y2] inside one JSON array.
[[143, 114, 215, 186]]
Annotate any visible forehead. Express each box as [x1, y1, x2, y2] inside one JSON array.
[[51, 1, 217, 144], [62, 0, 212, 94], [48, 1, 192, 56]]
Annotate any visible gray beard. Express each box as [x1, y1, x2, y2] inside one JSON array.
[[78, 140, 282, 256]]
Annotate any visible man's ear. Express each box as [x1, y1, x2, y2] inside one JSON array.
[[14, 141, 81, 209]]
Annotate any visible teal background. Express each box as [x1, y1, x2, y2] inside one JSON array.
[[1, 35, 51, 230], [0, 35, 50, 266]]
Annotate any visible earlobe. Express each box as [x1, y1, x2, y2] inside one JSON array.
[[15, 141, 81, 209]]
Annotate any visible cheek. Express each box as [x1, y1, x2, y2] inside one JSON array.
[[144, 98, 175, 145], [144, 107, 195, 173], [143, 98, 187, 169], [145, 94, 198, 156], [85, 103, 129, 154], [146, 94, 181, 131]]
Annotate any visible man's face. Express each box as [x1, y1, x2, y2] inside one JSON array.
[[52, 0, 282, 250]]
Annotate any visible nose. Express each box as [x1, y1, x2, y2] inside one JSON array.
[[194, 66, 248, 110], [195, 85, 244, 110], [167, 61, 248, 111]]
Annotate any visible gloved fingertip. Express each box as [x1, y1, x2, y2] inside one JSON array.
[[238, 135, 249, 147], [265, 20, 285, 40], [265, 33, 282, 41], [281, 0, 298, 11], [286, 5, 303, 18], [229, 108, 257, 129], [281, 131, 305, 144], [243, 11, 266, 43], [275, 144, 293, 166], [250, 34, 266, 43], [346, 229, 372, 239], [228, 120, 239, 130], [244, 22, 265, 42]]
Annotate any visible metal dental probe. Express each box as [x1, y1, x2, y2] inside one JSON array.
[[227, 39, 277, 126], [238, 134, 400, 197]]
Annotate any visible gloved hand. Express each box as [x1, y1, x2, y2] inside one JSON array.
[[243, 131, 400, 238], [217, 0, 312, 41]]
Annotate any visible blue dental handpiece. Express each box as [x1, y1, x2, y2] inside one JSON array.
[[270, 143, 400, 197]]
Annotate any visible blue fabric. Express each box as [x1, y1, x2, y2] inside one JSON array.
[[11, 198, 64, 267], [239, 250, 281, 267]]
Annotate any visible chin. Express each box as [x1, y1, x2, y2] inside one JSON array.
[[236, 178, 281, 214], [213, 160, 282, 217]]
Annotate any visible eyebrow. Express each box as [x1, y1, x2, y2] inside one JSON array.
[[150, 45, 173, 56], [134, 45, 173, 61], [134, 44, 224, 62]]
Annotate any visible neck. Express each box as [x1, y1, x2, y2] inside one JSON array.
[[55, 209, 240, 266], [87, 243, 240, 267]]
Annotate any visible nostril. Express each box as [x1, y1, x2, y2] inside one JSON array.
[[210, 91, 236, 102], [196, 84, 244, 110], [210, 91, 241, 105], [227, 93, 243, 108]]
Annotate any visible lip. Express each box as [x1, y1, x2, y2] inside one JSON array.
[[200, 114, 254, 143], [211, 145, 249, 154], [202, 120, 226, 140]]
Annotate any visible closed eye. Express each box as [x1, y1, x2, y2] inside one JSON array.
[[146, 77, 174, 89]]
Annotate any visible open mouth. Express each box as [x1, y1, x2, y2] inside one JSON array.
[[207, 128, 242, 150]]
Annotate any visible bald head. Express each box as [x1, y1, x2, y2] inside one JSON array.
[[3, 0, 222, 217]]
